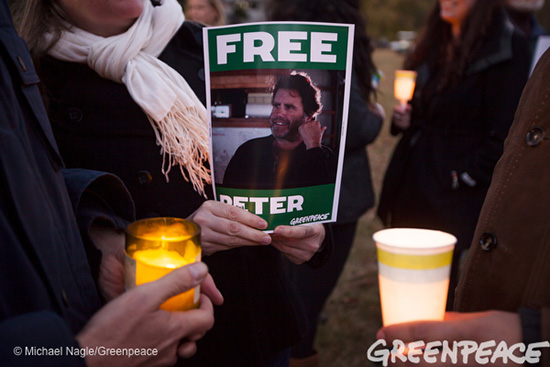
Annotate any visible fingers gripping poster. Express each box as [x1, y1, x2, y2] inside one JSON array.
[[204, 22, 354, 231]]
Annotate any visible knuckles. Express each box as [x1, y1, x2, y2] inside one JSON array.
[[226, 234, 240, 246], [224, 205, 240, 220], [227, 221, 241, 236]]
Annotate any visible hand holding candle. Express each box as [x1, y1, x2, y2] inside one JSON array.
[[394, 70, 417, 109], [373, 228, 456, 326], [77, 262, 219, 365], [124, 217, 202, 311]]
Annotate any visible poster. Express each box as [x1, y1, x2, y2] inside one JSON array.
[[203, 22, 354, 231]]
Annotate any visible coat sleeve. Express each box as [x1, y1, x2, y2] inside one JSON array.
[[62, 168, 135, 281], [62, 168, 135, 228], [519, 307, 550, 365], [305, 223, 334, 268], [542, 308, 550, 365], [344, 73, 383, 151]]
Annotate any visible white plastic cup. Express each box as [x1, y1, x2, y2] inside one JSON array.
[[373, 228, 456, 326]]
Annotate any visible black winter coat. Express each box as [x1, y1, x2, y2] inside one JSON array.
[[378, 12, 530, 253], [337, 73, 382, 223]]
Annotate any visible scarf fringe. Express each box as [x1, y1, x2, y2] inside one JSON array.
[[148, 100, 211, 198], [48, 0, 213, 197]]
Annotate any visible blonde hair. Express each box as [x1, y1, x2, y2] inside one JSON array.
[[208, 0, 226, 26], [185, 0, 226, 26], [11, 0, 70, 61]]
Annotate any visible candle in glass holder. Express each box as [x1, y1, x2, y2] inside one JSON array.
[[394, 70, 417, 109], [124, 217, 201, 311], [373, 228, 456, 326]]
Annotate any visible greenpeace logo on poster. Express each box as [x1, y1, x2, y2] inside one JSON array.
[[207, 23, 350, 72], [290, 213, 330, 225]]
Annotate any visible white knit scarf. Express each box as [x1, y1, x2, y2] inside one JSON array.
[[48, 0, 211, 197]]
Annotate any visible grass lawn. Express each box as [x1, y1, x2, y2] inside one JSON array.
[[314, 48, 405, 367]]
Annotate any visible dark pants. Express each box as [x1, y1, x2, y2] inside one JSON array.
[[285, 222, 358, 358], [263, 348, 291, 367]]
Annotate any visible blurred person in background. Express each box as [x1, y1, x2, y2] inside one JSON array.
[[505, 0, 547, 57], [185, 0, 226, 26], [378, 0, 530, 310], [267, 0, 385, 366]]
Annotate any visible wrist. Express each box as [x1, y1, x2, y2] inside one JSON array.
[[519, 306, 542, 345]]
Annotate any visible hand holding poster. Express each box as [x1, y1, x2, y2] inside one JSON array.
[[204, 22, 354, 231]]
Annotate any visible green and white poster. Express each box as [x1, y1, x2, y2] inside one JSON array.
[[204, 22, 354, 231]]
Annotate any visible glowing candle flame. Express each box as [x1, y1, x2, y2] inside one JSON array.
[[394, 70, 417, 109]]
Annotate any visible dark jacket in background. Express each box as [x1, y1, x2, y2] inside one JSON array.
[[378, 11, 530, 253], [0, 2, 134, 365], [337, 73, 382, 223]]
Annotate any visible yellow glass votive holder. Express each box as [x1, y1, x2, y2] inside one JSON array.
[[124, 217, 202, 311]]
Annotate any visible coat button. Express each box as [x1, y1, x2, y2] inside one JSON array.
[[525, 127, 545, 146], [136, 170, 153, 186], [66, 107, 83, 123], [479, 232, 497, 251]]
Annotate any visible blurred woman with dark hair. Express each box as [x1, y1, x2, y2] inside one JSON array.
[[268, 0, 384, 365], [378, 0, 530, 310]]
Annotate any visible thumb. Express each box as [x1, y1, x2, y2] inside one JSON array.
[[140, 262, 209, 310]]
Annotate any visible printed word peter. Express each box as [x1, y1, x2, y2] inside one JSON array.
[[216, 31, 338, 65], [220, 195, 304, 215]]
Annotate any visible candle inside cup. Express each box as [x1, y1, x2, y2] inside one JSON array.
[[125, 217, 201, 311], [394, 70, 417, 109], [373, 228, 456, 326]]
